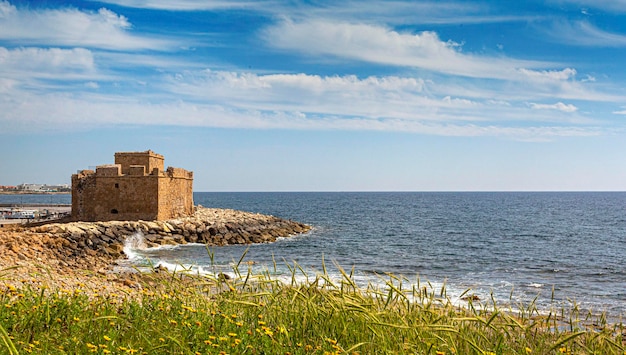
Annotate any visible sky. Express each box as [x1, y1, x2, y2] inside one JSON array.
[[1, 0, 626, 191]]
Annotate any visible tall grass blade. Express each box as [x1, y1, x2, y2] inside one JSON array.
[[0, 324, 18, 355]]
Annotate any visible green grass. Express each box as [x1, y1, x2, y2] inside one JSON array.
[[1, 262, 624, 355]]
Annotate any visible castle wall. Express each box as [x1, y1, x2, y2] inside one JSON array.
[[72, 151, 193, 222], [157, 168, 194, 220], [92, 175, 160, 221], [71, 170, 96, 221]]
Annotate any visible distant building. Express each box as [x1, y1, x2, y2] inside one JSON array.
[[71, 150, 194, 221], [19, 183, 44, 191], [43, 184, 71, 192]]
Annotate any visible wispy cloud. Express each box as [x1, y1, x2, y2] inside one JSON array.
[[263, 19, 548, 80], [91, 0, 275, 11], [0, 89, 602, 141], [0, 47, 95, 74], [549, 0, 626, 13], [0, 1, 622, 142], [282, 1, 541, 26], [0, 67, 605, 141], [546, 20, 626, 47], [518, 68, 577, 81], [261, 19, 623, 103], [165, 70, 606, 125], [0, 1, 173, 50], [529, 102, 578, 112], [96, 0, 542, 28]]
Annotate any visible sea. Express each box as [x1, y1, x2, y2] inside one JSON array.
[[3, 192, 625, 319]]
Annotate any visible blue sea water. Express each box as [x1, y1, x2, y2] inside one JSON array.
[[3, 192, 625, 318]]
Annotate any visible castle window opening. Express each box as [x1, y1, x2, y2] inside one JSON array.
[[111, 209, 119, 214], [115, 183, 119, 188]]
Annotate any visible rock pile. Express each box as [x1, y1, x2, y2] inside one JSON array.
[[0, 207, 309, 271], [27, 207, 310, 261], [0, 207, 310, 296]]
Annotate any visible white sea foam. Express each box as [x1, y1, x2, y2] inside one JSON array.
[[275, 227, 316, 242], [123, 230, 147, 261]]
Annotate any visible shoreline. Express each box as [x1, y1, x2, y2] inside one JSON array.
[[0, 206, 311, 296], [0, 191, 70, 195]]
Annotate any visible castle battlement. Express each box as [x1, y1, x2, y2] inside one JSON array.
[[96, 165, 121, 177], [165, 167, 194, 179], [71, 151, 193, 221]]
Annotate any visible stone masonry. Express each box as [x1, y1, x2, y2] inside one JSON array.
[[71, 150, 193, 221]]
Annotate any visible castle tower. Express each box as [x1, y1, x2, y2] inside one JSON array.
[[71, 150, 193, 221]]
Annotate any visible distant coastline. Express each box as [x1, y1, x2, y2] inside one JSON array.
[[0, 191, 70, 195]]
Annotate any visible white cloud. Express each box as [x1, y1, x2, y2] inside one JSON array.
[[263, 19, 544, 80], [261, 19, 622, 103], [164, 70, 617, 128], [0, 78, 16, 92], [0, 1, 172, 50], [518, 68, 577, 82], [91, 0, 269, 11], [0, 47, 94, 70], [529, 102, 578, 113], [85, 82, 100, 89], [547, 20, 626, 47], [167, 70, 476, 121], [286, 1, 543, 26], [0, 47, 95, 79], [0, 90, 602, 140], [549, 0, 626, 13], [94, 0, 545, 30], [581, 75, 596, 82], [0, 62, 609, 141], [0, 0, 16, 17]]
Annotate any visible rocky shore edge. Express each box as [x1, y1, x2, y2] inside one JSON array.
[[0, 207, 310, 293]]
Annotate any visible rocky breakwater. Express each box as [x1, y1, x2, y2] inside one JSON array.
[[20, 207, 310, 267]]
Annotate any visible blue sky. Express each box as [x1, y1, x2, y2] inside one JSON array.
[[1, 0, 626, 191]]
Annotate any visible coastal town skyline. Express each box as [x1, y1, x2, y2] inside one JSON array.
[[1, 0, 626, 191]]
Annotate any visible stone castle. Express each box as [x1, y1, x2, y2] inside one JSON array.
[[71, 150, 193, 221]]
